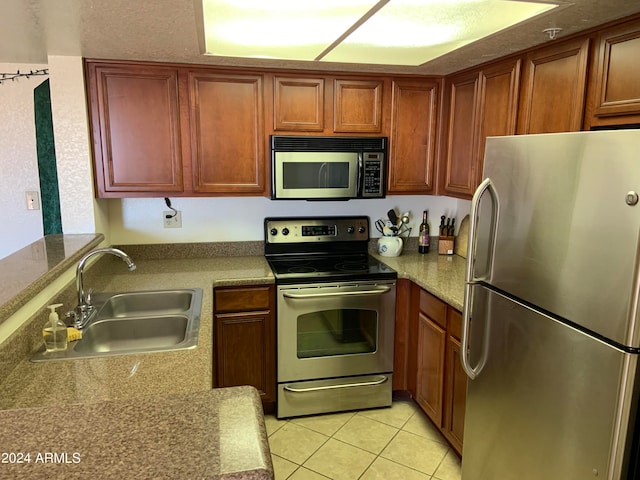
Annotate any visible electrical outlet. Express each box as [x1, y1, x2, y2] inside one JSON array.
[[163, 211, 182, 228], [26, 191, 40, 210]]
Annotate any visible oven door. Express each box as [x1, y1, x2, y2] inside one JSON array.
[[277, 281, 396, 382], [272, 151, 359, 199]]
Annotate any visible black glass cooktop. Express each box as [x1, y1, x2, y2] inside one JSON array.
[[266, 253, 397, 284]]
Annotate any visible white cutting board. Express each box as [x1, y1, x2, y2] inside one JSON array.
[[454, 215, 470, 258]]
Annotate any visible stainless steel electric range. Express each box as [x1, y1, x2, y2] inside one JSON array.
[[264, 216, 397, 419]]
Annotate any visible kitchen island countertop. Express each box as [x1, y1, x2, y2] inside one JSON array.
[[0, 386, 273, 480]]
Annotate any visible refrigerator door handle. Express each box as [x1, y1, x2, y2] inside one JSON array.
[[462, 177, 499, 380]]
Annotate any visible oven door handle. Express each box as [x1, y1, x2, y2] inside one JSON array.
[[283, 375, 388, 393], [282, 286, 391, 299]]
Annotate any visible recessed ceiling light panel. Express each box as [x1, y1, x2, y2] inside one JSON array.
[[322, 0, 558, 65], [201, 0, 379, 60], [200, 0, 558, 65]]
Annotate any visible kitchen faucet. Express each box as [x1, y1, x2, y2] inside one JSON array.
[[67, 248, 136, 329]]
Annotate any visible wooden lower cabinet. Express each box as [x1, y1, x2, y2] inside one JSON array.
[[443, 308, 466, 455], [213, 285, 276, 412], [398, 284, 466, 456], [415, 293, 447, 426]]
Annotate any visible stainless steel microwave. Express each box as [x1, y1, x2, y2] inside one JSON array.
[[271, 135, 387, 200]]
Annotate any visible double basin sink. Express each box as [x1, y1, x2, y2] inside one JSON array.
[[31, 288, 203, 362]]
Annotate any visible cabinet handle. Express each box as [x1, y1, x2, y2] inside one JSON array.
[[283, 375, 388, 393], [282, 286, 391, 299], [461, 177, 499, 380]]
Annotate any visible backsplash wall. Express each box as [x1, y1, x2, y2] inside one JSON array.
[[108, 195, 471, 244]]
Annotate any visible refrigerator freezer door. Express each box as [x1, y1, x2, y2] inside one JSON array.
[[478, 130, 640, 348], [462, 285, 637, 480]]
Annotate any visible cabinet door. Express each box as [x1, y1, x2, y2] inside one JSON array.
[[441, 60, 520, 199], [416, 311, 446, 426], [189, 72, 266, 194], [334, 79, 384, 133], [273, 76, 324, 131], [388, 79, 439, 194], [214, 285, 276, 406], [215, 311, 276, 403], [86, 63, 184, 196], [476, 59, 520, 178], [441, 71, 480, 197], [589, 19, 640, 127], [517, 38, 590, 134], [443, 308, 466, 456]]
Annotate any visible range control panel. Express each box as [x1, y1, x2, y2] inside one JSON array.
[[265, 217, 369, 244]]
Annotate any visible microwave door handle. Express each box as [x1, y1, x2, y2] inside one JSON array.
[[318, 162, 328, 187], [357, 154, 363, 196]]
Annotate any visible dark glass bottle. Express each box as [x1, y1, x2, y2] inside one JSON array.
[[418, 210, 430, 254]]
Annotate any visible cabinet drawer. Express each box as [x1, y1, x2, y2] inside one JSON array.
[[214, 286, 272, 313], [448, 308, 462, 340], [419, 289, 447, 329]]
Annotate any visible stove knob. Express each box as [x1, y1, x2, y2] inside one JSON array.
[[347, 226, 355, 234], [282, 227, 290, 236], [270, 228, 278, 236], [358, 226, 366, 234]]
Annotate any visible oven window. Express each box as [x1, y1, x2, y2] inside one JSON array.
[[297, 309, 377, 358]]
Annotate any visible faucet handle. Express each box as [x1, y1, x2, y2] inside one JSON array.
[[65, 310, 79, 328], [86, 288, 94, 305]]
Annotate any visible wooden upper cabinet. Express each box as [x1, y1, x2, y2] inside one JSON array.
[[273, 76, 324, 131], [388, 79, 439, 194], [334, 79, 383, 133], [588, 19, 640, 127], [441, 71, 480, 198], [441, 59, 520, 198], [517, 37, 590, 134], [189, 71, 266, 194], [86, 62, 184, 196]]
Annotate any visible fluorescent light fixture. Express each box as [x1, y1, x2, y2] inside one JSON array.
[[201, 0, 558, 65], [201, 0, 378, 60]]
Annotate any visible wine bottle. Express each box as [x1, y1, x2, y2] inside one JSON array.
[[418, 210, 430, 254]]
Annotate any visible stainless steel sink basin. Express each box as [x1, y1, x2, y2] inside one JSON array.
[[97, 290, 194, 318], [31, 288, 203, 362]]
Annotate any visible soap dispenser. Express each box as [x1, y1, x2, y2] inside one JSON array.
[[43, 303, 68, 352]]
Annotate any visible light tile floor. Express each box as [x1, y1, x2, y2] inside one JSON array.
[[265, 399, 462, 480]]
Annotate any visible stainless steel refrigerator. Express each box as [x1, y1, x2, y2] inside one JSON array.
[[461, 130, 640, 480]]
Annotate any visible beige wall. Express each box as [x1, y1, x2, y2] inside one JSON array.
[[0, 62, 48, 259], [48, 55, 110, 243]]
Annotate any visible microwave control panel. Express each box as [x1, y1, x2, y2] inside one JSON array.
[[362, 153, 384, 197]]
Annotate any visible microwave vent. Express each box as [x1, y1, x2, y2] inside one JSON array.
[[272, 136, 386, 152]]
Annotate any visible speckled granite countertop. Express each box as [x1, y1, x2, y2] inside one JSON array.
[[0, 386, 273, 480], [372, 250, 466, 311], [0, 254, 275, 480], [0, 256, 274, 409], [0, 240, 464, 480], [0, 234, 104, 325]]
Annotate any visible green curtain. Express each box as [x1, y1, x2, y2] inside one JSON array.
[[34, 79, 62, 235]]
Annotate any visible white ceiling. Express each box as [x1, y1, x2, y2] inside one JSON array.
[[2, 0, 640, 75]]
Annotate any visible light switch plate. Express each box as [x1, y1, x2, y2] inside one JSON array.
[[26, 191, 40, 210]]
